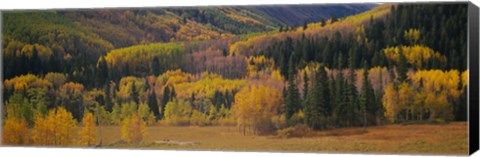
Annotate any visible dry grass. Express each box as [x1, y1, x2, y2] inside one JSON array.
[[96, 122, 468, 155]]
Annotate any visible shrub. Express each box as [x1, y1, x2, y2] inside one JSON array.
[[190, 110, 210, 126], [276, 124, 310, 138]]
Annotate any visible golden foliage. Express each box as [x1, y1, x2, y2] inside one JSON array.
[[190, 110, 210, 126], [383, 69, 464, 123], [383, 45, 446, 68], [4, 74, 52, 93], [246, 55, 276, 77], [156, 69, 193, 87], [174, 72, 245, 100], [234, 85, 282, 135], [32, 107, 77, 146], [116, 76, 145, 102], [404, 28, 421, 44], [78, 112, 96, 146], [105, 42, 184, 76], [121, 113, 147, 143], [162, 99, 192, 126], [18, 44, 53, 61], [59, 82, 85, 95], [2, 117, 29, 145], [383, 83, 399, 123]]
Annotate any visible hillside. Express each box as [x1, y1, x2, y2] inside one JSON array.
[[2, 3, 469, 154], [249, 3, 376, 26]]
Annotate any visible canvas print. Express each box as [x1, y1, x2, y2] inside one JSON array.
[[1, 2, 471, 155]]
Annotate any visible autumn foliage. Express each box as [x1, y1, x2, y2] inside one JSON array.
[[121, 113, 147, 143], [2, 117, 29, 145], [78, 112, 96, 146], [32, 107, 77, 146], [234, 85, 282, 135]]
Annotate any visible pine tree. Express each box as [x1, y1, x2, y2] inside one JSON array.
[[397, 50, 408, 83], [285, 55, 300, 119], [131, 82, 139, 104], [152, 57, 161, 76], [148, 89, 160, 120], [309, 66, 330, 130], [160, 86, 170, 119], [96, 56, 109, 88], [359, 60, 374, 128], [302, 71, 309, 108], [346, 49, 359, 127]]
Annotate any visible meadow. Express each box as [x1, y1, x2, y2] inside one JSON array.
[[98, 122, 468, 155]]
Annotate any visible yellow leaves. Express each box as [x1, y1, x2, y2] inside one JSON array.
[[398, 82, 414, 111], [190, 110, 210, 126], [4, 74, 52, 93], [162, 99, 192, 126], [383, 69, 464, 123], [2, 117, 29, 145], [175, 20, 231, 41], [117, 76, 145, 102], [78, 112, 96, 146], [383, 45, 446, 68], [383, 83, 399, 123], [121, 113, 147, 143], [18, 44, 53, 60], [59, 82, 85, 95], [246, 55, 276, 77], [270, 70, 285, 82], [174, 72, 245, 100], [404, 28, 421, 44], [32, 107, 77, 146], [233, 85, 282, 134], [411, 69, 461, 98], [461, 70, 468, 88], [156, 69, 193, 86], [105, 42, 184, 76]]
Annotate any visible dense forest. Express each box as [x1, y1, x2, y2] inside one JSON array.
[[2, 3, 468, 146]]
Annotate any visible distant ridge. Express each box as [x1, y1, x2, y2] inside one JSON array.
[[249, 4, 377, 27]]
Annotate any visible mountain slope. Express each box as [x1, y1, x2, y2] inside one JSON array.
[[249, 4, 377, 27]]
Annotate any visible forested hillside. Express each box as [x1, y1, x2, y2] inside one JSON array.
[[252, 4, 376, 26], [2, 3, 469, 149]]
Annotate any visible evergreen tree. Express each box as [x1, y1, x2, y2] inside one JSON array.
[[285, 55, 300, 119], [148, 89, 160, 120], [346, 49, 359, 127], [131, 82, 139, 105], [397, 50, 408, 83], [303, 21, 308, 30], [96, 56, 109, 88], [152, 57, 161, 76], [302, 71, 309, 108], [104, 84, 113, 112], [160, 86, 170, 119], [359, 60, 374, 128]]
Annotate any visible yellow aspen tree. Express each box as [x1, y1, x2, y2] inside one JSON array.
[[2, 117, 29, 145], [78, 112, 96, 146], [383, 83, 399, 123], [121, 114, 147, 143], [32, 107, 77, 146], [398, 82, 414, 121]]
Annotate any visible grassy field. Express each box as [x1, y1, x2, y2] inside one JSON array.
[[97, 122, 468, 155]]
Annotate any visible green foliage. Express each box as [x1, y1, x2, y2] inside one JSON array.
[[163, 99, 192, 126]]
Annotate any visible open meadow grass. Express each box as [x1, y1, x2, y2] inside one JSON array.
[[97, 122, 468, 155]]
